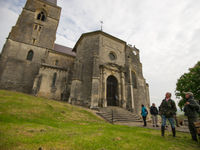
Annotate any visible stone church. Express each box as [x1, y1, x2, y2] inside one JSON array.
[[0, 0, 150, 115]]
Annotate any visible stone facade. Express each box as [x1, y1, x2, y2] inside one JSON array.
[[0, 0, 150, 115]]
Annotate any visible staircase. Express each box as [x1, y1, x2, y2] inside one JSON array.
[[96, 106, 142, 123]]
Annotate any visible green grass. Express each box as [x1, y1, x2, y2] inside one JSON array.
[[0, 90, 199, 150]]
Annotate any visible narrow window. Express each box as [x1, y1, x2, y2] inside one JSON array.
[[37, 11, 46, 21], [34, 24, 38, 30], [52, 72, 57, 87], [41, 14, 46, 21], [38, 26, 42, 31], [26, 50, 34, 61], [131, 71, 137, 89], [55, 60, 58, 65], [33, 38, 36, 44]]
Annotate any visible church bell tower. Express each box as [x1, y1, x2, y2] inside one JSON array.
[[0, 0, 61, 93]]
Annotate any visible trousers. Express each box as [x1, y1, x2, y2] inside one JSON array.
[[161, 115, 175, 128], [188, 117, 198, 140], [152, 115, 158, 125]]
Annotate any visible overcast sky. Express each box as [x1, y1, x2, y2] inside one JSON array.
[[0, 0, 200, 107]]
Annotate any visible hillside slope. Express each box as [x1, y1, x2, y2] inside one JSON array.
[[0, 90, 199, 150]]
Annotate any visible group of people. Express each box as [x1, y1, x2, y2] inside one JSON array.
[[141, 92, 200, 142]]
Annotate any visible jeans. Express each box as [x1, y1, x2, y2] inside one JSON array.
[[161, 115, 175, 128]]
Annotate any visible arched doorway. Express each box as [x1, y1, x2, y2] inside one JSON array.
[[106, 75, 118, 106]]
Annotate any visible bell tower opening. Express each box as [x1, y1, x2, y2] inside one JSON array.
[[106, 75, 118, 106]]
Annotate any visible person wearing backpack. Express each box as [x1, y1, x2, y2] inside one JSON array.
[[141, 104, 148, 126], [159, 92, 177, 137], [183, 92, 200, 142], [150, 103, 159, 127]]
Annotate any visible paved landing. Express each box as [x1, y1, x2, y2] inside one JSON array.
[[115, 122, 190, 133]]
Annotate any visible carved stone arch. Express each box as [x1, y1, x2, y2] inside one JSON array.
[[106, 75, 119, 106]]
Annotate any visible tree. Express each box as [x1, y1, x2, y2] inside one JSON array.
[[175, 61, 200, 110]]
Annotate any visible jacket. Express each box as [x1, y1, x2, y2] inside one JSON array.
[[141, 106, 148, 117], [159, 99, 177, 118], [184, 97, 200, 118], [150, 106, 158, 115]]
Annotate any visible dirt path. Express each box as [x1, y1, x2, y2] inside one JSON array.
[[115, 122, 190, 133]]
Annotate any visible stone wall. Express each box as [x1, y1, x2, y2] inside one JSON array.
[[0, 40, 46, 93], [125, 45, 150, 115], [33, 66, 68, 100], [69, 34, 100, 107], [32, 51, 75, 100]]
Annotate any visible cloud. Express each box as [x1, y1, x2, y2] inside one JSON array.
[[1, 0, 200, 107]]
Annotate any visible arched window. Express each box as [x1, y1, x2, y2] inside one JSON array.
[[26, 50, 34, 61], [131, 71, 137, 89], [52, 72, 57, 87], [37, 11, 46, 21], [55, 60, 59, 65]]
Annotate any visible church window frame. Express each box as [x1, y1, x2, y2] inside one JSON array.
[[34, 24, 38, 30], [52, 72, 57, 87], [26, 50, 34, 61], [109, 52, 117, 61], [55, 60, 59, 65], [36, 10, 47, 22]]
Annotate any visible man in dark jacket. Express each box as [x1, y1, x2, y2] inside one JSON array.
[[150, 103, 159, 127], [159, 92, 177, 137], [183, 92, 200, 142]]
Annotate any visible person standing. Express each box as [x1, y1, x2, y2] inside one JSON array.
[[141, 104, 148, 126], [159, 92, 177, 137], [150, 103, 159, 127], [183, 92, 200, 142]]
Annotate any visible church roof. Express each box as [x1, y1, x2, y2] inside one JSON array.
[[43, 0, 57, 5], [53, 43, 76, 57], [72, 30, 126, 52]]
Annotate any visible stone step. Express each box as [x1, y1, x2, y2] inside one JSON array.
[[97, 106, 142, 123]]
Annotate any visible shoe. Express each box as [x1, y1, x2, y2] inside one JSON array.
[[192, 136, 198, 142], [172, 128, 176, 137]]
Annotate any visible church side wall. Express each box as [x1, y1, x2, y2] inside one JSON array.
[[34, 67, 68, 100], [32, 52, 75, 100], [0, 40, 46, 93]]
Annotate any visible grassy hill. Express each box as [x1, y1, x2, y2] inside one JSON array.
[[0, 90, 199, 150]]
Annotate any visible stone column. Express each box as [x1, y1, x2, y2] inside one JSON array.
[[90, 56, 100, 109], [118, 79, 122, 107], [68, 60, 82, 104], [102, 68, 107, 107], [121, 72, 126, 108], [68, 80, 81, 104], [146, 83, 150, 107], [129, 68, 135, 110]]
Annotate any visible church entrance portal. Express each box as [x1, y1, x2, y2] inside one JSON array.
[[106, 75, 118, 106]]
